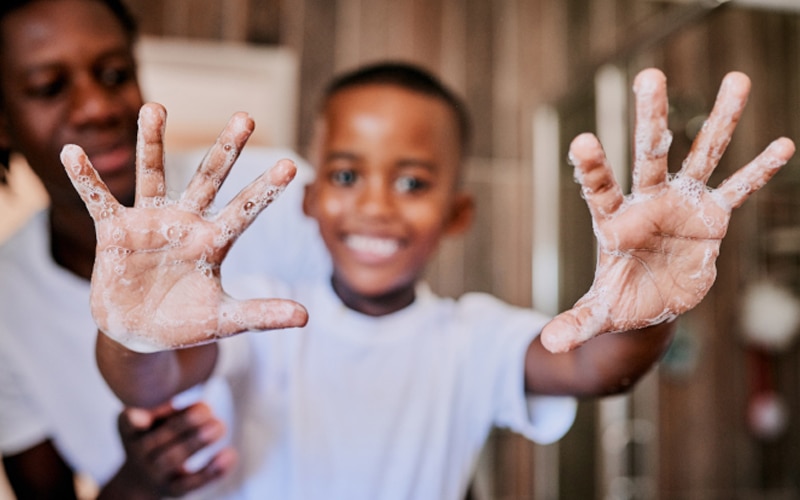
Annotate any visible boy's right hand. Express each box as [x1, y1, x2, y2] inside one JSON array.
[[540, 69, 794, 353], [60, 103, 308, 352]]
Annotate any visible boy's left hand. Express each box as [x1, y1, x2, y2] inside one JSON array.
[[541, 68, 795, 353]]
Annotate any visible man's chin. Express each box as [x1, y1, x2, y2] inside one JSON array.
[[103, 174, 136, 206]]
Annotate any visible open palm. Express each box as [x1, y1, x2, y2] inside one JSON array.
[[541, 69, 795, 353], [61, 103, 308, 352]]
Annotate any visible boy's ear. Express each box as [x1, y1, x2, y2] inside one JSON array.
[[444, 192, 474, 236], [0, 112, 11, 151], [0, 114, 11, 180], [302, 183, 314, 217]]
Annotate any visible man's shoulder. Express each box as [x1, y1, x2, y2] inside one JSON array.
[[0, 210, 45, 267]]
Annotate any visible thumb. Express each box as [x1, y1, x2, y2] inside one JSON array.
[[541, 301, 610, 353], [217, 298, 308, 336], [119, 402, 173, 434]]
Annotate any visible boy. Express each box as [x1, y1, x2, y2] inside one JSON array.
[[63, 63, 794, 498]]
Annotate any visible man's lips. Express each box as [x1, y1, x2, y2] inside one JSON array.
[[85, 144, 135, 178]]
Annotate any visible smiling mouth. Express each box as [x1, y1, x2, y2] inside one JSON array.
[[87, 145, 134, 172], [345, 234, 400, 258]]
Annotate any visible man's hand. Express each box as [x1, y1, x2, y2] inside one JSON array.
[[112, 402, 236, 498], [541, 68, 795, 353], [61, 103, 308, 352]]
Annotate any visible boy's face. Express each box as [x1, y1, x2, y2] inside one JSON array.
[[304, 84, 472, 315], [0, 0, 142, 206]]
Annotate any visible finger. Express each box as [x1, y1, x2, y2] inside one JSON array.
[[539, 302, 611, 353], [120, 401, 178, 434], [214, 159, 297, 241], [632, 68, 671, 191], [152, 416, 226, 472], [217, 297, 308, 337], [714, 137, 795, 210], [117, 405, 178, 463], [166, 448, 237, 497], [157, 297, 308, 349], [131, 403, 219, 457], [680, 71, 751, 183], [569, 133, 624, 220], [155, 403, 219, 445], [118, 409, 143, 440], [118, 408, 153, 436], [60, 145, 123, 221], [135, 103, 168, 205], [180, 112, 255, 213]]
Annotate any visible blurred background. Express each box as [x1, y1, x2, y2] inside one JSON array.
[[4, 0, 800, 498]]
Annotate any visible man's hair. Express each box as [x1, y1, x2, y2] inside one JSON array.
[[321, 62, 472, 157], [0, 0, 138, 184], [0, 0, 137, 36]]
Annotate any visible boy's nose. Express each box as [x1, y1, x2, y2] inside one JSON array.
[[356, 179, 395, 217]]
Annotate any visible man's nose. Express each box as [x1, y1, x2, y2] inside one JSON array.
[[68, 75, 119, 126]]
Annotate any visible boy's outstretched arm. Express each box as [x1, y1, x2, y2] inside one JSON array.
[[526, 68, 794, 395], [525, 323, 674, 397], [95, 333, 218, 408], [61, 103, 308, 407]]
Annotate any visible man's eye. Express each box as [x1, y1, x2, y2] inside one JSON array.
[[330, 170, 357, 186], [28, 79, 65, 99], [97, 65, 135, 88], [395, 176, 427, 193]]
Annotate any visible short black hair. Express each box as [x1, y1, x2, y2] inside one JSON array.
[[321, 62, 472, 157], [0, 0, 137, 37], [0, 0, 138, 184]]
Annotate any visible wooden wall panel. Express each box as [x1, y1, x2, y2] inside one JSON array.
[[652, 6, 800, 497]]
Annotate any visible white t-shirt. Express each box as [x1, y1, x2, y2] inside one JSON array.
[[0, 147, 328, 485], [202, 276, 577, 500]]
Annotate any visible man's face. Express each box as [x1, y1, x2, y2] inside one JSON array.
[[304, 84, 471, 315], [0, 0, 142, 206]]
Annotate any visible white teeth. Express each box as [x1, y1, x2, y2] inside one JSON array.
[[346, 234, 399, 257]]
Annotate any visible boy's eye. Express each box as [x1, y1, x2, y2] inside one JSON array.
[[394, 175, 428, 193], [330, 169, 358, 186]]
